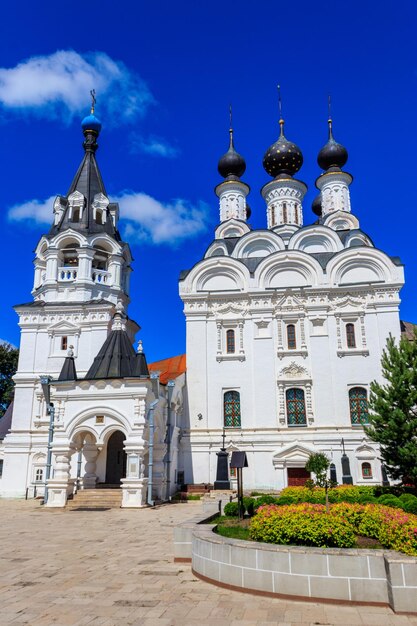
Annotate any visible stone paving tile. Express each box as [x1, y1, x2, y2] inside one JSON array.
[[0, 499, 416, 626]]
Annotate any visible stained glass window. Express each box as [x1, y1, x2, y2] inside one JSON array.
[[286, 388, 307, 426], [224, 390, 241, 428], [346, 323, 356, 348], [349, 387, 369, 425], [362, 462, 372, 479], [226, 329, 235, 354], [287, 324, 296, 349]]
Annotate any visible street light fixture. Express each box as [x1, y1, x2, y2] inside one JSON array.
[[39, 375, 55, 504]]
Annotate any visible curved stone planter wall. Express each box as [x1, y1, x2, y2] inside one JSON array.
[[190, 526, 417, 614]]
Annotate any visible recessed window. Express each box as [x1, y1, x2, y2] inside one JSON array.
[[0, 459, 3, 478], [226, 329, 235, 354], [96, 210, 103, 225], [271, 205, 276, 226], [287, 324, 296, 349], [286, 388, 307, 426], [35, 468, 43, 482], [282, 202, 287, 223], [72, 207, 80, 222], [224, 391, 241, 428], [349, 387, 369, 425], [346, 323, 356, 348], [362, 462, 372, 479], [61, 336, 68, 351]]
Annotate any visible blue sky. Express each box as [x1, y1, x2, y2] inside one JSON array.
[[1, 0, 416, 361]]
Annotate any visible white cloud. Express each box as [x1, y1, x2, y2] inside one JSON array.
[[115, 191, 209, 245], [130, 135, 180, 158], [0, 50, 153, 123], [7, 192, 210, 246], [7, 195, 55, 225]]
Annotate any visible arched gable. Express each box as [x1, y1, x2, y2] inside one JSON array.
[[327, 248, 399, 286], [232, 231, 285, 259], [288, 225, 343, 254], [182, 258, 250, 294], [255, 251, 323, 290]]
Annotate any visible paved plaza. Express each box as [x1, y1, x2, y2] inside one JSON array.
[[0, 500, 417, 626]]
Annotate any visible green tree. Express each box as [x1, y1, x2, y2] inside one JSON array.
[[0, 343, 19, 417], [305, 452, 331, 512], [366, 332, 417, 485]]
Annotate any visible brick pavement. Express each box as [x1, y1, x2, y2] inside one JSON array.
[[0, 499, 417, 626]]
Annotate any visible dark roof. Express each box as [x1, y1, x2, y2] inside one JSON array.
[[0, 401, 13, 440], [85, 329, 149, 380], [400, 320, 417, 342], [47, 127, 121, 240], [14, 298, 112, 309], [58, 356, 77, 381]]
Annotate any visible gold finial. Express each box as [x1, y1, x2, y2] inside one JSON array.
[[277, 84, 284, 135], [228, 103, 234, 148], [328, 94, 333, 138], [90, 89, 96, 115]]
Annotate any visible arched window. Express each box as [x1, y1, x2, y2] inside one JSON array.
[[362, 462, 372, 479], [287, 324, 296, 349], [346, 323, 356, 348], [282, 202, 287, 223], [349, 387, 369, 425], [226, 329, 235, 354], [61, 243, 79, 267], [96, 209, 103, 225], [294, 204, 299, 225], [270, 205, 275, 226], [224, 391, 241, 428], [72, 207, 80, 222], [286, 388, 307, 426]]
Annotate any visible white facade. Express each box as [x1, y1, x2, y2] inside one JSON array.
[[178, 133, 405, 491], [0, 116, 185, 506]]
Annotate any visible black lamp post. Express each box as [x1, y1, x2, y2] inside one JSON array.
[[341, 437, 353, 485], [40, 375, 56, 504], [214, 428, 231, 490]]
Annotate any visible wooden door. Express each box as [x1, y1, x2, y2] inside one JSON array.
[[287, 467, 310, 487]]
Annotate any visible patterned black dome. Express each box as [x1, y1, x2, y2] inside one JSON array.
[[218, 129, 246, 179], [263, 120, 303, 178], [317, 120, 348, 171], [312, 193, 322, 216]]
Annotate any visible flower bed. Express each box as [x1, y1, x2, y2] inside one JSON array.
[[249, 502, 417, 556]]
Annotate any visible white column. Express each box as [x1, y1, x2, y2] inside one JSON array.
[[121, 440, 148, 508], [83, 435, 99, 489], [44, 248, 59, 285], [46, 443, 74, 507], [316, 171, 352, 216], [261, 178, 307, 228], [108, 254, 124, 290], [215, 180, 250, 223], [77, 247, 95, 283]]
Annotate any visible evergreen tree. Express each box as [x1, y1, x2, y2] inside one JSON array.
[[0, 343, 18, 418], [366, 331, 417, 485]]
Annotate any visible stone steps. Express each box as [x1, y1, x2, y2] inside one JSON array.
[[67, 489, 122, 509]]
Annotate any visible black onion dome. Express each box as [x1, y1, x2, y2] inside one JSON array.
[[312, 193, 322, 216], [263, 119, 303, 178], [317, 119, 348, 171], [218, 129, 246, 179]]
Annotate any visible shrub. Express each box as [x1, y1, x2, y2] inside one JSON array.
[[358, 494, 378, 505], [243, 497, 255, 516], [224, 502, 239, 517], [253, 495, 279, 511], [378, 494, 402, 508], [249, 502, 417, 556], [249, 504, 356, 548], [403, 498, 417, 515], [276, 495, 295, 506]]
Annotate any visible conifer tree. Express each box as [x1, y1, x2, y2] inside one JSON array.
[[366, 331, 417, 485], [0, 343, 19, 417]]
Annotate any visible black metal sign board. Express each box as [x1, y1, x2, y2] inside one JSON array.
[[230, 451, 248, 468]]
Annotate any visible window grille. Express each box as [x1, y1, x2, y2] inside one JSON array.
[[286, 388, 307, 426], [287, 324, 296, 349], [349, 387, 369, 425], [361, 462, 372, 479], [346, 323, 356, 348], [224, 391, 241, 428], [226, 329, 235, 354]]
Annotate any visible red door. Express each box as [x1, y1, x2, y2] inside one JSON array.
[[287, 467, 310, 487]]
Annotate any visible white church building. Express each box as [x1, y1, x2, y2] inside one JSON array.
[[0, 103, 405, 503], [178, 114, 404, 491]]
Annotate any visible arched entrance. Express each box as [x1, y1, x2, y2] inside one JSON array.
[[105, 431, 126, 485]]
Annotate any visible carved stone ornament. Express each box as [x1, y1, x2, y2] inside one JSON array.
[[278, 361, 310, 379]]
